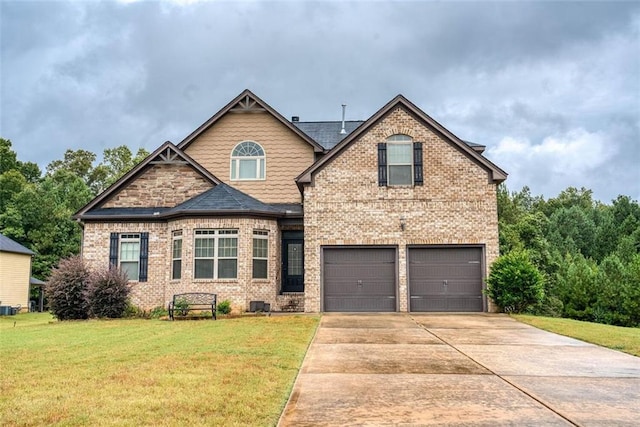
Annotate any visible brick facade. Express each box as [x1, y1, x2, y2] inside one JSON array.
[[78, 92, 504, 314], [302, 107, 500, 312], [82, 218, 286, 312]]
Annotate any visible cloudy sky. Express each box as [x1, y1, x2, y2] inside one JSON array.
[[1, 0, 638, 202]]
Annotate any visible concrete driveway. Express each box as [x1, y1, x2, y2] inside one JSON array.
[[278, 313, 640, 426]]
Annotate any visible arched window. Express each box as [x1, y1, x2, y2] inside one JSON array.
[[230, 141, 265, 180]]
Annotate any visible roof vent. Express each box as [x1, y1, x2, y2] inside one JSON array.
[[291, 116, 299, 122], [340, 104, 347, 134]]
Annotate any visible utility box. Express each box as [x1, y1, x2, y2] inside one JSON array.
[[249, 301, 265, 312]]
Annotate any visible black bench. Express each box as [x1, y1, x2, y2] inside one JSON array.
[[168, 293, 217, 320]]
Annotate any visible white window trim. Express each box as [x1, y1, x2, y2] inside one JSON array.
[[230, 141, 266, 181], [194, 229, 238, 279], [119, 233, 140, 281], [252, 230, 269, 279], [387, 134, 414, 187]]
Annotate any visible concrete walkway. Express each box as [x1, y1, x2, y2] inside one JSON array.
[[278, 313, 640, 426]]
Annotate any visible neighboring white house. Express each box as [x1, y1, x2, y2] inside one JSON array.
[[0, 233, 35, 312]]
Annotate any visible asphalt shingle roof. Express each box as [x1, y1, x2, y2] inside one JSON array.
[[0, 234, 35, 255], [294, 121, 484, 152], [172, 183, 282, 214], [293, 121, 365, 150], [81, 183, 294, 219]]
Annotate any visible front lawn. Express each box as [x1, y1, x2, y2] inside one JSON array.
[[513, 314, 640, 357], [0, 313, 318, 426]]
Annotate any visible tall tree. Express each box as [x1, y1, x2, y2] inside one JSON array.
[[89, 146, 149, 194], [46, 149, 96, 183], [0, 138, 18, 174]]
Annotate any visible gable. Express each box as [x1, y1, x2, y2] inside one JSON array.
[[297, 95, 507, 187], [179, 91, 318, 204], [75, 142, 220, 219], [307, 107, 497, 202], [101, 163, 214, 209]]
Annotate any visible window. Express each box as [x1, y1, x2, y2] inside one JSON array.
[[120, 234, 140, 280], [194, 229, 238, 279], [252, 230, 268, 279], [230, 141, 265, 180], [109, 232, 148, 282], [172, 230, 182, 280], [378, 135, 423, 187]]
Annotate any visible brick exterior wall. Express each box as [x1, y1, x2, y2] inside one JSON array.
[[102, 164, 213, 208], [82, 217, 287, 312], [81, 102, 501, 314], [302, 107, 500, 312]]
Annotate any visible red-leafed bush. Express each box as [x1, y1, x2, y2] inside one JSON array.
[[87, 267, 131, 318], [46, 256, 91, 320]]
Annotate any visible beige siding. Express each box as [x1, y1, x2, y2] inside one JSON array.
[[303, 107, 500, 312], [102, 164, 213, 208], [183, 112, 314, 204], [0, 252, 31, 309]]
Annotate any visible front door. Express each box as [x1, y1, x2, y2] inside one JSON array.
[[282, 232, 304, 293]]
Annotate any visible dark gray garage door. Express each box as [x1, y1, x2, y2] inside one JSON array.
[[323, 247, 396, 312], [409, 247, 483, 312]]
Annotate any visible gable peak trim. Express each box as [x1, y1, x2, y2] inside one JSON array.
[[150, 144, 189, 165], [229, 93, 266, 113]]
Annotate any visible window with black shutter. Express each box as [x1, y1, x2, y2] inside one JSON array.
[[109, 233, 119, 268], [380, 134, 417, 186], [139, 232, 149, 282], [109, 232, 148, 282], [378, 143, 387, 186], [413, 142, 423, 186]]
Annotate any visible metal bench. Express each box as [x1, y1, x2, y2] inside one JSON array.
[[168, 293, 217, 320]]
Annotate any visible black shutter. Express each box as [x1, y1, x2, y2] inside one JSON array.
[[139, 232, 149, 282], [413, 142, 423, 186], [378, 143, 387, 186], [109, 233, 119, 268]]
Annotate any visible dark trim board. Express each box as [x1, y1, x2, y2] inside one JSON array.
[[407, 245, 486, 312], [321, 246, 398, 312]]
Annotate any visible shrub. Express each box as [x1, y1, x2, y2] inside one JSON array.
[[46, 256, 91, 320], [123, 302, 146, 318], [217, 299, 232, 315], [148, 306, 168, 319], [174, 297, 190, 316], [87, 267, 131, 318], [486, 251, 545, 313]]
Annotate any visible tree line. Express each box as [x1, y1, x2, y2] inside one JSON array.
[[0, 138, 148, 279], [497, 185, 640, 326]]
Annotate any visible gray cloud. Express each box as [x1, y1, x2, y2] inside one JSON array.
[[1, 0, 638, 202]]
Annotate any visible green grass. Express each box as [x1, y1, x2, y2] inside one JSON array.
[[0, 313, 319, 426], [513, 314, 640, 357]]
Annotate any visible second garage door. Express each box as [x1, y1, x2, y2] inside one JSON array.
[[323, 247, 396, 312], [409, 247, 483, 312]]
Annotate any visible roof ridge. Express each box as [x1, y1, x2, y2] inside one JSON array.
[[219, 183, 250, 208], [294, 120, 365, 123]]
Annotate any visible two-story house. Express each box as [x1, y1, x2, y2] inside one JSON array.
[[74, 90, 506, 313]]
